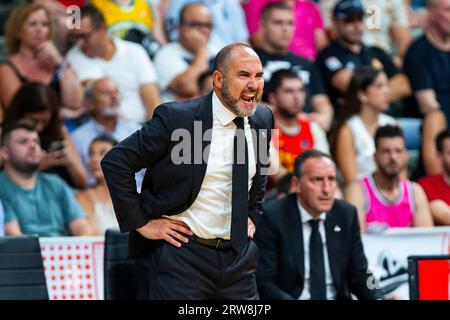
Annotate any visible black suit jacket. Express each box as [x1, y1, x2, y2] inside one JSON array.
[[101, 93, 274, 257], [254, 194, 383, 300]]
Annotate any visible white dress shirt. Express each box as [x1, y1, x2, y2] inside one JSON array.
[[297, 201, 337, 300], [165, 92, 256, 239]]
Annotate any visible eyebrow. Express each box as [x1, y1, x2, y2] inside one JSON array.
[[237, 70, 264, 75]]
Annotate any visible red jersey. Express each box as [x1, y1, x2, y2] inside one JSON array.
[[273, 116, 315, 172], [418, 175, 450, 205]]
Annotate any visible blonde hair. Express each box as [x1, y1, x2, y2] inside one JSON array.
[[5, 3, 52, 55]]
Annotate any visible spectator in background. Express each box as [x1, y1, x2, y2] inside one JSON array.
[[255, 3, 333, 131], [404, 0, 450, 123], [243, 0, 329, 61], [331, 67, 397, 186], [0, 120, 93, 237], [66, 4, 160, 123], [32, 0, 73, 54], [91, 0, 167, 44], [421, 111, 447, 175], [405, 0, 429, 31], [76, 136, 119, 235], [70, 78, 142, 187], [164, 0, 249, 54], [3, 83, 87, 189], [418, 129, 450, 225], [319, 0, 412, 62], [153, 3, 215, 103], [255, 149, 382, 300], [346, 125, 433, 233], [315, 0, 411, 114], [268, 69, 329, 176], [0, 2, 83, 115]]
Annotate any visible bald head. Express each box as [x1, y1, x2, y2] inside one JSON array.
[[86, 77, 120, 116], [179, 2, 211, 24], [427, 0, 450, 35], [213, 43, 259, 74]]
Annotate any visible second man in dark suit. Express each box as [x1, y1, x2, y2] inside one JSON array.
[[255, 149, 382, 300]]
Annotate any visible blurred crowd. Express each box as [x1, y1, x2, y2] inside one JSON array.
[[0, 0, 450, 238]]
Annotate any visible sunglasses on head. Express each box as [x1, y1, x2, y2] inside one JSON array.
[[341, 15, 364, 24]]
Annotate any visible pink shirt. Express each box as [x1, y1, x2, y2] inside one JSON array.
[[242, 0, 324, 60], [361, 176, 415, 231]]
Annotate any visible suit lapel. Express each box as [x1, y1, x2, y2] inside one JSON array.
[[286, 195, 305, 284], [325, 208, 342, 291], [191, 94, 213, 203]]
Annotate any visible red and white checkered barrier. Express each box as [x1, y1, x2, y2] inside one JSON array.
[[39, 237, 104, 300]]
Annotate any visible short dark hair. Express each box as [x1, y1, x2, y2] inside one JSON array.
[[436, 129, 450, 153], [266, 69, 301, 96], [261, 3, 291, 22], [3, 82, 63, 149], [293, 149, 334, 178], [1, 119, 37, 147], [213, 43, 254, 74], [374, 125, 405, 149], [80, 4, 106, 29], [89, 135, 118, 149]]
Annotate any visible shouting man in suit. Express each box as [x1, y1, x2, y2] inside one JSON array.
[[101, 43, 274, 299], [255, 149, 382, 300]]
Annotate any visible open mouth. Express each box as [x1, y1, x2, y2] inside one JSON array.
[[240, 92, 256, 104]]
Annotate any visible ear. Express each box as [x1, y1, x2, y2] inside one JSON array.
[[258, 18, 265, 32], [268, 92, 277, 106], [357, 89, 365, 101], [212, 70, 223, 89], [0, 147, 10, 162], [291, 175, 301, 194], [85, 98, 95, 113]]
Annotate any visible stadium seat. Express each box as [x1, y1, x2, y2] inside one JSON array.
[[0, 236, 48, 300], [398, 117, 422, 151], [104, 229, 137, 300]]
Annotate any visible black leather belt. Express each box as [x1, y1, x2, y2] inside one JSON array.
[[187, 234, 232, 250]]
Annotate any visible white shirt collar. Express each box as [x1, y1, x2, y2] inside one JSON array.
[[297, 200, 327, 224], [212, 91, 240, 127]]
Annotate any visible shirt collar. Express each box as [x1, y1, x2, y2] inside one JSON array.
[[212, 91, 239, 127], [297, 200, 327, 224]]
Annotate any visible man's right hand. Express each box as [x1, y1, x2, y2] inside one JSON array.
[[186, 28, 209, 56], [137, 218, 193, 247]]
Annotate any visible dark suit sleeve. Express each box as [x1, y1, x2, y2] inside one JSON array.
[[101, 104, 172, 233], [255, 209, 294, 300], [347, 207, 384, 300], [249, 108, 275, 227]]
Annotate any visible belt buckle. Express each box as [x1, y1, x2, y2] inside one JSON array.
[[215, 239, 222, 249]]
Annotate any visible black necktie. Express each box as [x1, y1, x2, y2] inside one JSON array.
[[231, 117, 248, 252], [309, 219, 327, 300]]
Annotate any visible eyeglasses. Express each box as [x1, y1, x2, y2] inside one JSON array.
[[73, 28, 97, 41], [180, 20, 213, 30]]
